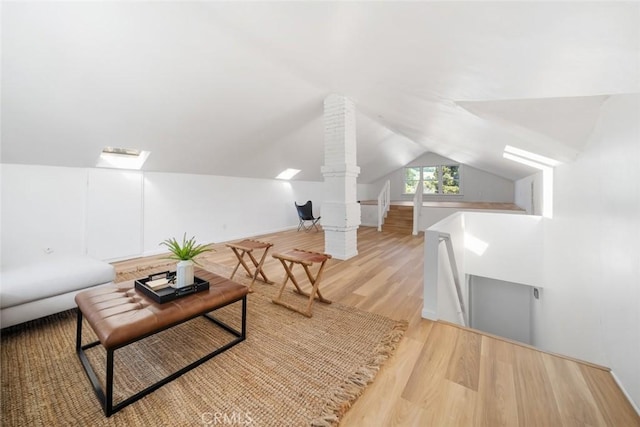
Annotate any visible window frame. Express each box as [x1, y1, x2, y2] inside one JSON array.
[[402, 164, 463, 196]]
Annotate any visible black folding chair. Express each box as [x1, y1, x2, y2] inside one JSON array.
[[295, 201, 321, 232]]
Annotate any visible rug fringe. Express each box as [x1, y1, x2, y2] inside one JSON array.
[[311, 320, 408, 426]]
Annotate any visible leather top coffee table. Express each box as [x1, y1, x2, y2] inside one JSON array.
[[75, 268, 248, 417]]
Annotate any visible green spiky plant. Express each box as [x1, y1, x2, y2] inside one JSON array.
[[159, 233, 213, 265]]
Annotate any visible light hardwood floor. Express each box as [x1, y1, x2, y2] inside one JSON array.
[[114, 227, 639, 426]]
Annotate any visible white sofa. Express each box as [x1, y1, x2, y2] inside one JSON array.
[[0, 255, 115, 328]]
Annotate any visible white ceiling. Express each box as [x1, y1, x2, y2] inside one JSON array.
[[2, 2, 638, 183]]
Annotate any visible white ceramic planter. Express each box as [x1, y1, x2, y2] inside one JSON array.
[[176, 260, 194, 288]]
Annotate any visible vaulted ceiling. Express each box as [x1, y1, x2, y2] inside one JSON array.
[[2, 2, 638, 183]]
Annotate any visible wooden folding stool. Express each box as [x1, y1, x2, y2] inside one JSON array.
[[271, 248, 332, 317], [226, 239, 274, 292]]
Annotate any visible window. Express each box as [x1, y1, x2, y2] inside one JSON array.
[[423, 166, 438, 193], [403, 165, 461, 195], [404, 167, 420, 194], [441, 165, 460, 194]]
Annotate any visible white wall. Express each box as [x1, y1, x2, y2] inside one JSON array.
[[87, 168, 143, 260], [533, 94, 640, 407], [0, 164, 88, 267], [514, 171, 543, 215], [142, 175, 373, 255], [1, 165, 327, 263], [374, 152, 515, 203], [143, 172, 325, 255], [356, 183, 378, 201]]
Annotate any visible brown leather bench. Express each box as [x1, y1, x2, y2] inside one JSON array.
[[75, 268, 248, 417]]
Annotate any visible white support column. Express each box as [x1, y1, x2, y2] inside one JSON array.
[[321, 94, 360, 260]]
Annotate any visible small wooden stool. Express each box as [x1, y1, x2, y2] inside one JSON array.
[[272, 248, 332, 317], [226, 239, 274, 292]]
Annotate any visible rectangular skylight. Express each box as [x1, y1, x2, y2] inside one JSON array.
[[97, 147, 150, 170], [276, 168, 300, 180], [504, 145, 561, 167], [102, 147, 141, 157], [502, 152, 550, 171]]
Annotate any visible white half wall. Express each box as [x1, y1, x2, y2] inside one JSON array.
[[419, 206, 525, 232], [464, 212, 543, 287], [425, 212, 542, 327], [356, 183, 378, 202]]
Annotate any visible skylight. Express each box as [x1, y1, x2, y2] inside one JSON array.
[[503, 145, 561, 167], [276, 168, 300, 180], [97, 147, 150, 170]]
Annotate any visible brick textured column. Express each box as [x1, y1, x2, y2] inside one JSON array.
[[321, 94, 360, 260]]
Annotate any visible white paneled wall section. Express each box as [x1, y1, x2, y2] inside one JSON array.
[[0, 164, 88, 267], [86, 169, 143, 261]]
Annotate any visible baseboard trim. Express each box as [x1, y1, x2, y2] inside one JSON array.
[[438, 320, 611, 372], [136, 226, 300, 260], [611, 370, 640, 416], [421, 308, 438, 321]]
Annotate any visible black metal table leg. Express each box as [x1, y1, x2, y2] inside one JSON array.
[[76, 295, 247, 417]]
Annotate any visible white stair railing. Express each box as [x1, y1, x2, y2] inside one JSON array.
[[438, 232, 468, 326], [377, 180, 391, 231], [412, 181, 423, 236]]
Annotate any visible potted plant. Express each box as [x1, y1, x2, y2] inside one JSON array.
[[160, 233, 213, 288]]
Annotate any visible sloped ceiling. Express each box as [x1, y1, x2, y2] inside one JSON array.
[[2, 2, 638, 183]]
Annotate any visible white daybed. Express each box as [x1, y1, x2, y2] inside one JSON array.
[[0, 255, 115, 328]]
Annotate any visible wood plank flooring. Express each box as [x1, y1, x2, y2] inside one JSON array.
[[113, 227, 639, 426]]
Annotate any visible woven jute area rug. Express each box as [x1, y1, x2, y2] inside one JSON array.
[[1, 261, 406, 426]]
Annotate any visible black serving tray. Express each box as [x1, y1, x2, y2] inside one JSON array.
[[135, 271, 210, 304]]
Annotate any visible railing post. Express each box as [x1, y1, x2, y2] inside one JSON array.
[[438, 232, 467, 326], [443, 235, 467, 326], [412, 181, 423, 235], [377, 180, 390, 232]]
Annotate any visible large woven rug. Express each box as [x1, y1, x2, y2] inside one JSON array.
[[1, 261, 406, 426]]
